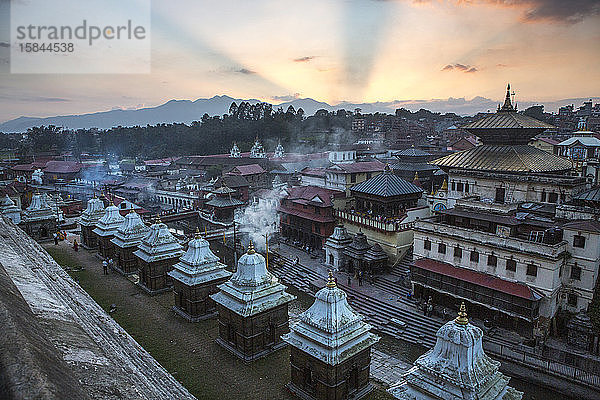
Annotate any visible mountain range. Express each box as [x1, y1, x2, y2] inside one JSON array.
[[1, 95, 597, 133]]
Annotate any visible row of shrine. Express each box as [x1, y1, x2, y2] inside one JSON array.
[[73, 196, 523, 400]]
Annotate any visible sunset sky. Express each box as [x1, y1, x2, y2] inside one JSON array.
[[0, 0, 599, 122]]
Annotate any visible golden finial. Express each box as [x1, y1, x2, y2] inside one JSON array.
[[455, 302, 468, 325], [440, 179, 448, 191], [195, 227, 201, 239], [326, 270, 336, 288], [413, 172, 420, 183], [247, 241, 255, 254]]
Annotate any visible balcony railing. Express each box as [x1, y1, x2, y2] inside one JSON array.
[[335, 210, 415, 232], [414, 220, 568, 259]]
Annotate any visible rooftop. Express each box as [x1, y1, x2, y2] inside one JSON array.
[[350, 168, 423, 198]]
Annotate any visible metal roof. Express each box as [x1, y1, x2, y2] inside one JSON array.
[[431, 145, 572, 173], [350, 170, 423, 197], [573, 187, 600, 203], [461, 112, 555, 130], [205, 197, 244, 208]]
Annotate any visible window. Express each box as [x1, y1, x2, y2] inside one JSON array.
[[548, 192, 558, 203], [465, 182, 469, 193], [366, 172, 372, 180], [424, 239, 431, 251], [526, 263, 538, 277], [568, 293, 578, 307], [456, 182, 464, 192], [451, 181, 456, 191], [506, 259, 516, 272], [573, 235, 586, 248], [454, 246, 462, 258], [570, 264, 582, 281], [487, 254, 497, 267], [438, 243, 446, 254], [541, 190, 546, 202], [470, 251, 479, 263], [495, 187, 505, 203]]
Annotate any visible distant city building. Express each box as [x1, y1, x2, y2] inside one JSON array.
[[325, 160, 385, 194]]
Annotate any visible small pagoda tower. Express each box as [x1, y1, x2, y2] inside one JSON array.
[[210, 242, 296, 360], [110, 211, 150, 275], [388, 303, 523, 400], [364, 243, 388, 274], [343, 231, 371, 273], [79, 196, 105, 249], [324, 225, 352, 271], [20, 192, 58, 241], [92, 205, 125, 259], [250, 137, 267, 159], [230, 142, 241, 158], [168, 230, 233, 321], [133, 218, 184, 295], [282, 271, 380, 400], [273, 140, 285, 158], [0, 194, 21, 224]]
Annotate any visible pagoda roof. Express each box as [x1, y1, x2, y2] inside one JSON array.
[[206, 197, 245, 208], [461, 112, 554, 130], [0, 194, 20, 215], [22, 193, 56, 223], [345, 232, 371, 256], [282, 275, 379, 365], [393, 148, 431, 157], [364, 243, 387, 262], [350, 168, 423, 198], [168, 235, 232, 287], [210, 246, 295, 317], [92, 206, 125, 237], [431, 145, 572, 173], [325, 225, 353, 249], [133, 222, 183, 263], [110, 212, 150, 249]]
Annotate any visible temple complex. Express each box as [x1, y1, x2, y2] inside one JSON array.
[[133, 219, 184, 294], [168, 230, 232, 321], [210, 243, 296, 361], [250, 137, 267, 159], [274, 140, 285, 158], [110, 211, 150, 275], [0, 194, 21, 224], [282, 271, 380, 400], [92, 205, 125, 259], [20, 192, 57, 241], [230, 142, 241, 158], [79, 196, 105, 249], [412, 85, 596, 339], [388, 303, 523, 400]]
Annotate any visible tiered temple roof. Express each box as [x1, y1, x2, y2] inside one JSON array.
[[432, 85, 571, 174], [168, 231, 232, 286], [282, 272, 379, 365], [22, 192, 56, 222], [350, 166, 423, 197], [92, 205, 125, 238], [79, 197, 105, 227], [133, 220, 183, 263], [324, 225, 353, 251], [211, 243, 295, 317], [110, 211, 150, 249], [389, 303, 522, 400]]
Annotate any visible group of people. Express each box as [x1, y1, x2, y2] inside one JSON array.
[[346, 270, 372, 287], [102, 258, 114, 275]]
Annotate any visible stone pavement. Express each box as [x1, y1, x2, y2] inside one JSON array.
[[370, 350, 411, 386]]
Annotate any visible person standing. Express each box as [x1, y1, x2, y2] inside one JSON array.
[[358, 270, 363, 287], [347, 274, 351, 287], [73, 240, 78, 252], [108, 258, 114, 272], [53, 233, 58, 245], [102, 260, 108, 275]]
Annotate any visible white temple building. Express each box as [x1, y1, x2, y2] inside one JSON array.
[[324, 225, 353, 271], [388, 303, 523, 400], [168, 231, 232, 321], [250, 137, 267, 159], [230, 142, 241, 158], [110, 211, 151, 274], [79, 196, 106, 249], [273, 140, 285, 158], [0, 194, 21, 224], [133, 219, 184, 294], [92, 205, 125, 259], [210, 243, 295, 360], [20, 192, 58, 241], [282, 271, 380, 400]]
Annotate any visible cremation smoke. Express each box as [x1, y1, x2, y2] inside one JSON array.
[[235, 188, 287, 251]]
